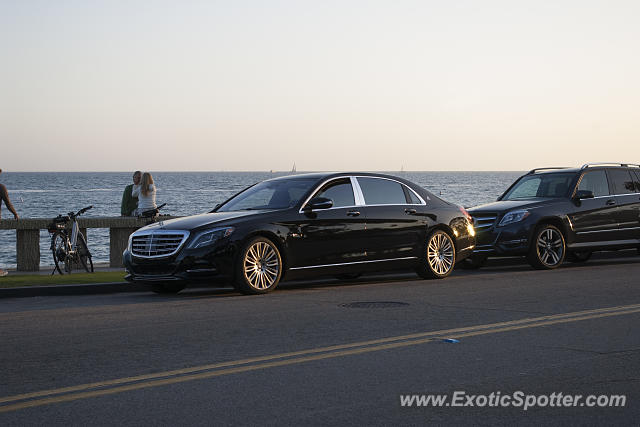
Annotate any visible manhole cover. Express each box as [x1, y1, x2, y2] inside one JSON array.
[[340, 301, 410, 309]]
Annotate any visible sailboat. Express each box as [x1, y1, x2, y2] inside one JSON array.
[[291, 163, 297, 173]]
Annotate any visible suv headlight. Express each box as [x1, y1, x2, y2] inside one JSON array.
[[187, 227, 235, 249], [498, 210, 530, 227]]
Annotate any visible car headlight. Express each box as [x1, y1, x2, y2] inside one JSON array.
[[498, 210, 530, 227], [187, 227, 235, 249]]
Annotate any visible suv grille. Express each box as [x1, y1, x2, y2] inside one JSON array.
[[472, 214, 498, 229], [131, 231, 189, 258]]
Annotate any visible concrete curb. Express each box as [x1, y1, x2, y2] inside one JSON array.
[[0, 282, 150, 298]]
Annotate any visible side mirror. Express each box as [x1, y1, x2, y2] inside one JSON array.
[[574, 190, 594, 200], [304, 197, 333, 211]]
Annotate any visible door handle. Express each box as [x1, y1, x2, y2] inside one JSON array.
[[404, 208, 417, 215], [606, 199, 616, 206], [347, 210, 361, 217]]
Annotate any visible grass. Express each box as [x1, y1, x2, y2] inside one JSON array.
[[0, 271, 127, 288]]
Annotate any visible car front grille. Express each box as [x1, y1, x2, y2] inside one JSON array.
[[472, 213, 498, 229], [131, 231, 189, 258]]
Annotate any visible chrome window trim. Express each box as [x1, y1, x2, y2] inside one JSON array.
[[353, 176, 427, 206], [289, 256, 418, 271], [130, 229, 190, 259]]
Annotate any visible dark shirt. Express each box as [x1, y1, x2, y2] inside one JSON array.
[[121, 184, 138, 216], [0, 183, 18, 219]]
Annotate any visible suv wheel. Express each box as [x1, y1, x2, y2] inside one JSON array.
[[528, 225, 566, 270], [567, 251, 592, 263], [235, 237, 282, 294], [417, 230, 456, 279]]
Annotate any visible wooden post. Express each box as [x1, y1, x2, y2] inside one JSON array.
[[109, 227, 137, 267], [16, 229, 40, 271]]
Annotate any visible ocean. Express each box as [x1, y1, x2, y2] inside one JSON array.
[[0, 171, 522, 269]]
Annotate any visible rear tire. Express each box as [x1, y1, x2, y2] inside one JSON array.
[[528, 225, 566, 270], [416, 230, 456, 279], [151, 283, 186, 294], [567, 251, 591, 263], [77, 233, 94, 273], [235, 237, 283, 294]]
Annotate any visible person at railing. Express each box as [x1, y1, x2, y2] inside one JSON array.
[[132, 172, 157, 216], [1, 168, 19, 277], [121, 170, 141, 216]]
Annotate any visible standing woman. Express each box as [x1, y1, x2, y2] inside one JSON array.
[[132, 172, 157, 216]]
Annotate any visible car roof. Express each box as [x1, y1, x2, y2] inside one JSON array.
[[527, 165, 640, 176], [266, 172, 414, 182]]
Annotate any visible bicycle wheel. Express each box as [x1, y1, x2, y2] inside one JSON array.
[[76, 233, 94, 273], [51, 231, 69, 275]]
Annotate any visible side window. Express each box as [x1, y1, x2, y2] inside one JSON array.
[[314, 178, 355, 208], [404, 186, 423, 204], [357, 177, 408, 205], [630, 170, 640, 192], [607, 169, 635, 194], [577, 170, 609, 197]]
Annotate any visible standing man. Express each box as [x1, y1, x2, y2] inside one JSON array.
[[121, 171, 141, 216], [0, 168, 20, 277]]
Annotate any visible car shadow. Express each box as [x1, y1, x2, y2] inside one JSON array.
[[134, 249, 639, 300]]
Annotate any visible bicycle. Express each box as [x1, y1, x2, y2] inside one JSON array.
[[48, 205, 94, 275], [138, 203, 167, 219]]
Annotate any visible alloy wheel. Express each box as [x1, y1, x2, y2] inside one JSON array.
[[427, 232, 455, 276], [243, 241, 281, 290], [536, 227, 564, 267]]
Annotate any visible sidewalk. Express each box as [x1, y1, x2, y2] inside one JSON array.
[[0, 263, 149, 298]]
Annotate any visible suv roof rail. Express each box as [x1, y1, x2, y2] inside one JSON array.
[[581, 162, 640, 169], [526, 167, 570, 175]]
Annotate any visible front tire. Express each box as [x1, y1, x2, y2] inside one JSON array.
[[416, 230, 456, 279], [235, 237, 283, 294], [528, 225, 566, 270], [51, 231, 68, 275]]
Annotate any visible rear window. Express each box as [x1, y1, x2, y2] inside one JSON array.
[[607, 169, 635, 194], [357, 177, 408, 205]]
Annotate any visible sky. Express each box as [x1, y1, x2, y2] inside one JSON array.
[[1, 0, 639, 172]]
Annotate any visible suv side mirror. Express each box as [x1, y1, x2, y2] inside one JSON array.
[[574, 190, 594, 200], [304, 197, 333, 211]]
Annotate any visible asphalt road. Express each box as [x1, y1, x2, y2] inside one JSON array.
[[1, 253, 639, 426]]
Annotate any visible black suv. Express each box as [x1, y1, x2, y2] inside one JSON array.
[[467, 163, 640, 269]]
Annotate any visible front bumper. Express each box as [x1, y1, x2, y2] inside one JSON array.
[[472, 220, 534, 257], [123, 242, 237, 284]]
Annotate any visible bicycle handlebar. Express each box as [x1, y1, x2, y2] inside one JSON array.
[[66, 205, 93, 219]]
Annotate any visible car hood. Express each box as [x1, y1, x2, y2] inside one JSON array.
[[469, 198, 560, 214], [138, 210, 266, 232]]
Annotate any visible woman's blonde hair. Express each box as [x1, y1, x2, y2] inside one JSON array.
[[141, 172, 154, 196]]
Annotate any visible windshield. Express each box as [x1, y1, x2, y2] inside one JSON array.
[[502, 173, 575, 200], [216, 178, 318, 212]]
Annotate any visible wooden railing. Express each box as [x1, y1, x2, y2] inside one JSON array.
[[0, 216, 179, 271]]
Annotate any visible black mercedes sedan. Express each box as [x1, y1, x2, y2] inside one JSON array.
[[123, 173, 475, 294]]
